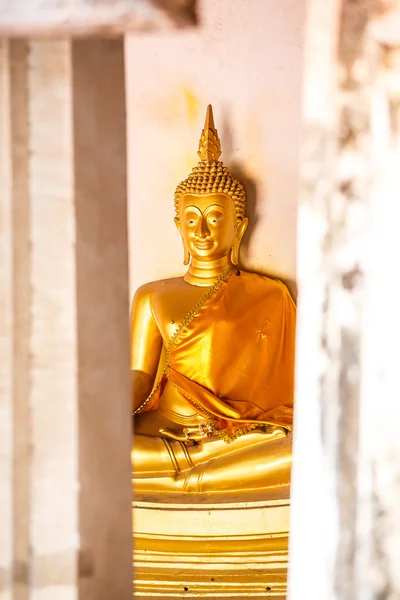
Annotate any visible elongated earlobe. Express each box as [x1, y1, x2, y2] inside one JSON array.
[[175, 217, 190, 265], [183, 246, 190, 265], [231, 243, 239, 266]]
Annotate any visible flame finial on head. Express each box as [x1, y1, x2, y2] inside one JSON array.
[[174, 104, 247, 225], [197, 104, 222, 162]]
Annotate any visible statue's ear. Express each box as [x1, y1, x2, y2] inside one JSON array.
[[175, 217, 190, 265], [238, 217, 249, 243], [231, 218, 248, 266], [174, 216, 182, 234]]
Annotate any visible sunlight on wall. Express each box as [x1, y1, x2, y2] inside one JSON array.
[[125, 0, 305, 297]]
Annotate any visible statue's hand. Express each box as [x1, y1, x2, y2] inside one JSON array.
[[159, 427, 205, 446], [159, 424, 289, 446]]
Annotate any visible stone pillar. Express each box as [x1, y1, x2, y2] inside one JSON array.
[[289, 1, 400, 599], [0, 38, 14, 600], [0, 38, 132, 599]]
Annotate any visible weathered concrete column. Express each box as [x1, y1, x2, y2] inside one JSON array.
[[0, 0, 197, 36], [289, 1, 400, 599], [0, 38, 132, 599]]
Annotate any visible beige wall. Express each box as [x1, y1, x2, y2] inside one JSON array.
[[126, 0, 304, 296]]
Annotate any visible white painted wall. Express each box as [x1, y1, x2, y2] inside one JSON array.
[[126, 0, 305, 295]]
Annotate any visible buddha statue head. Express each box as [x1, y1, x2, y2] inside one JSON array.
[[174, 105, 248, 266]]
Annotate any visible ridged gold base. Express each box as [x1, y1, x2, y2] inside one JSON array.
[[133, 491, 289, 599]]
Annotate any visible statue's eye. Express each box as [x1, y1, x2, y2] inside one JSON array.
[[185, 214, 197, 225], [208, 212, 223, 224]]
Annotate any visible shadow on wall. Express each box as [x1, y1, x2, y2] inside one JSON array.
[[222, 112, 297, 302]]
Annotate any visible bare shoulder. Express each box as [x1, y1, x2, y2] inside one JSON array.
[[132, 276, 185, 306]]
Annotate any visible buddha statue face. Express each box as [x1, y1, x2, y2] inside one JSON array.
[[175, 193, 248, 264], [173, 105, 248, 266]]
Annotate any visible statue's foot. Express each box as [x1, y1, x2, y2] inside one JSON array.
[[180, 432, 292, 493]]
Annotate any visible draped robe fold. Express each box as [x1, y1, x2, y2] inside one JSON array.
[[137, 271, 296, 441]]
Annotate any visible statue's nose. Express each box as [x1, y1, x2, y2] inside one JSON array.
[[195, 215, 210, 239]]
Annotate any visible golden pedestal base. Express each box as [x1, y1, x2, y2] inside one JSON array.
[[133, 487, 290, 599]]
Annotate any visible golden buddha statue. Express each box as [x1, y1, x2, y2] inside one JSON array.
[[131, 105, 296, 495]]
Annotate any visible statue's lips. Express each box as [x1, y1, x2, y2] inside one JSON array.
[[193, 240, 214, 250]]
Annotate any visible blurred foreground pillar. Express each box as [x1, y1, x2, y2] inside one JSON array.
[[0, 38, 132, 599], [289, 1, 400, 599]]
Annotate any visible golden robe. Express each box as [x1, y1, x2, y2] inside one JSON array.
[[138, 270, 296, 442]]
